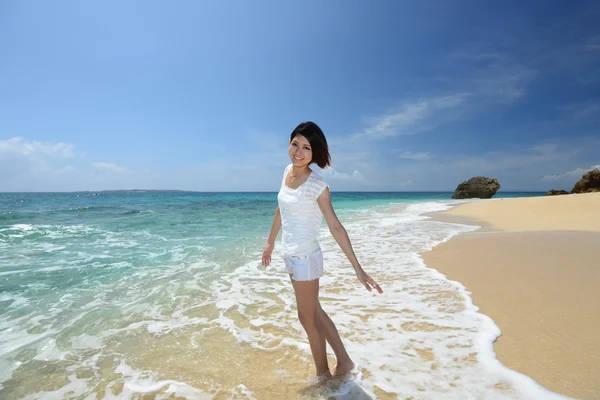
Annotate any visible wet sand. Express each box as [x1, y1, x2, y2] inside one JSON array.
[[423, 192, 600, 399]]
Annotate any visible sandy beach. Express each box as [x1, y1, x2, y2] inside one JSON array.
[[423, 192, 600, 399]]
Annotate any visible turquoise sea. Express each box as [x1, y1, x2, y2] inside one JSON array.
[[3, 190, 571, 400]]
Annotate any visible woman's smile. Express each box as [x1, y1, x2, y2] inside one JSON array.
[[289, 134, 312, 166]]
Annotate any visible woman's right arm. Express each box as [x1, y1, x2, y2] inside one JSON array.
[[262, 207, 281, 267]]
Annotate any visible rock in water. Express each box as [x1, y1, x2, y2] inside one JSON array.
[[571, 168, 600, 193], [452, 176, 501, 199], [545, 190, 569, 196]]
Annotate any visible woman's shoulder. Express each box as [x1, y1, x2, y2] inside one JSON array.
[[309, 169, 329, 194], [310, 170, 327, 184]]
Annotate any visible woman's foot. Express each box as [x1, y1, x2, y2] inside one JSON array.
[[332, 360, 355, 377], [313, 370, 333, 383]]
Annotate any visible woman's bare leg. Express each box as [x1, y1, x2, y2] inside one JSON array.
[[315, 303, 355, 375], [290, 276, 354, 376], [291, 276, 331, 378]]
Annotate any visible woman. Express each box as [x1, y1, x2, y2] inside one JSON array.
[[261, 121, 383, 381]]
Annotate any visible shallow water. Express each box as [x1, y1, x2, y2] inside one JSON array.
[[1, 190, 569, 399]]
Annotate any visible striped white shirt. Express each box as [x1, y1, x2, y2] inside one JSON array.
[[277, 164, 329, 258]]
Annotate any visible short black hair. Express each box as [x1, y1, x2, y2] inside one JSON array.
[[289, 121, 331, 169]]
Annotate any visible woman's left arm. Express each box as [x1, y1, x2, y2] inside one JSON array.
[[317, 187, 383, 293]]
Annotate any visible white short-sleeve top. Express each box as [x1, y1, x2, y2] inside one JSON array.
[[277, 164, 329, 258]]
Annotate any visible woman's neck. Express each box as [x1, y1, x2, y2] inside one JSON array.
[[290, 165, 311, 176]]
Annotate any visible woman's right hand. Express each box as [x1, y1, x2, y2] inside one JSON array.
[[262, 243, 274, 267], [355, 267, 384, 294]]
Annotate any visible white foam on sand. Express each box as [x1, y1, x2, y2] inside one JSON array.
[[20, 374, 90, 400], [0, 357, 17, 392], [0, 199, 576, 399], [211, 200, 574, 399], [0, 245, 221, 398], [108, 360, 212, 400]]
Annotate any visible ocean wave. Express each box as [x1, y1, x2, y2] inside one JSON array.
[[121, 209, 155, 216], [0, 195, 568, 399], [208, 201, 568, 399]]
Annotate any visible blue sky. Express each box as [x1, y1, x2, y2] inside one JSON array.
[[1, 1, 599, 192]]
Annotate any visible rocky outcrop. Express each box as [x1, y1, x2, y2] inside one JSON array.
[[545, 189, 569, 196], [452, 176, 501, 199], [571, 168, 600, 193]]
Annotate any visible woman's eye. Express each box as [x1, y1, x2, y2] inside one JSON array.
[[291, 142, 297, 147], [304, 147, 310, 151]]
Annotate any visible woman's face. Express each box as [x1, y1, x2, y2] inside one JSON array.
[[288, 134, 313, 168]]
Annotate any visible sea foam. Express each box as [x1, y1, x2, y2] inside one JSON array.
[[211, 200, 573, 399], [0, 195, 572, 399]]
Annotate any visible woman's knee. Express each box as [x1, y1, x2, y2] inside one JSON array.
[[293, 279, 320, 328], [297, 308, 317, 328]]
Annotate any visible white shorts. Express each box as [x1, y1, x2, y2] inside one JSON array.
[[284, 249, 324, 281]]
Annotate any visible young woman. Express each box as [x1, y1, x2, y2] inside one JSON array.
[[261, 121, 383, 381]]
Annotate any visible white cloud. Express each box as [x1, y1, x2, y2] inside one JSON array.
[[356, 93, 468, 139], [0, 137, 76, 158], [531, 143, 559, 156], [92, 162, 128, 173], [382, 138, 597, 191], [542, 164, 600, 181], [449, 48, 537, 103], [321, 167, 364, 181], [572, 102, 600, 121], [449, 143, 570, 174], [469, 64, 535, 103], [355, 50, 536, 141], [0, 137, 79, 190], [534, 32, 600, 84], [53, 166, 76, 174], [448, 51, 507, 62], [583, 36, 600, 52], [398, 151, 431, 161]]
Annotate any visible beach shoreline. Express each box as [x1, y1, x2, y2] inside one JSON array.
[[422, 193, 600, 399]]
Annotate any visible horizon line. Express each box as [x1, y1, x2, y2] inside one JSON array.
[[0, 189, 549, 194]]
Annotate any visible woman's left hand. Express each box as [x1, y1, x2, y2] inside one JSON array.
[[355, 267, 383, 294], [262, 243, 274, 267]]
